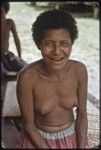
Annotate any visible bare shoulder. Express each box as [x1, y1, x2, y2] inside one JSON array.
[[6, 18, 15, 25], [70, 60, 88, 81], [17, 60, 42, 83], [70, 60, 87, 72], [6, 18, 16, 29]]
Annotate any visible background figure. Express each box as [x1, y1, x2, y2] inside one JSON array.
[[16, 9, 89, 149], [1, 2, 27, 76]]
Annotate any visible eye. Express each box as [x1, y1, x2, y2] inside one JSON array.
[[42, 41, 54, 48], [60, 42, 71, 48], [44, 42, 51, 46]]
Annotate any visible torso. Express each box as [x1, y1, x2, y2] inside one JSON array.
[[1, 19, 11, 53], [25, 59, 79, 132]]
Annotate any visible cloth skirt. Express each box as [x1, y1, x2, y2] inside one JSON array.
[[1, 51, 27, 74], [16, 122, 79, 149]]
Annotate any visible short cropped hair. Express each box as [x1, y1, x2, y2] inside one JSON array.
[[1, 2, 10, 13], [32, 9, 78, 47]]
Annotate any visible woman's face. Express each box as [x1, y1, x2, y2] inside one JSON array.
[[39, 28, 72, 71]]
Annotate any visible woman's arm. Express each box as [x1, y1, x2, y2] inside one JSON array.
[[16, 68, 49, 148], [75, 62, 88, 148]]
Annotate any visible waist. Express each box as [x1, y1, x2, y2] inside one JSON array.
[[35, 118, 74, 133], [1, 50, 11, 55], [37, 121, 75, 139]]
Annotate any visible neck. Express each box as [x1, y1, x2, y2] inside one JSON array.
[[41, 59, 71, 80]]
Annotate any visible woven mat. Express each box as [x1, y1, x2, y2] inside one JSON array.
[[87, 101, 99, 148]]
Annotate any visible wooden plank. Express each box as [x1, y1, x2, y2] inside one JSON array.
[[87, 92, 99, 108], [1, 117, 21, 148]]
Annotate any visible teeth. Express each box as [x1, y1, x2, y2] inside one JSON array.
[[51, 58, 63, 61]]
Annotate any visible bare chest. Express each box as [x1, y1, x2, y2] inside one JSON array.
[[1, 21, 11, 50], [34, 74, 78, 113], [1, 21, 10, 38]]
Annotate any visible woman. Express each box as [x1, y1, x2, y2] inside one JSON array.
[[16, 9, 89, 148]]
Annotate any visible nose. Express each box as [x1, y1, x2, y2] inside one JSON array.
[[53, 44, 60, 55]]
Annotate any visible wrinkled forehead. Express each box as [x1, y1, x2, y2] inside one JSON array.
[[42, 28, 72, 42]]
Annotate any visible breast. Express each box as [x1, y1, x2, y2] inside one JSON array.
[[34, 70, 78, 114], [35, 101, 55, 115], [34, 96, 78, 117], [59, 96, 78, 110]]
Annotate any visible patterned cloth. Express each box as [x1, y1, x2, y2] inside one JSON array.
[[1, 51, 27, 75], [16, 121, 89, 149]]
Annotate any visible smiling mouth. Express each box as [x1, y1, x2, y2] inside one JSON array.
[[50, 57, 64, 62]]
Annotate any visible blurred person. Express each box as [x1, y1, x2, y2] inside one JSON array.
[[16, 9, 89, 149], [1, 2, 27, 76]]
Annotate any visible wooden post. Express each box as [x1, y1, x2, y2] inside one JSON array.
[[93, 5, 99, 19]]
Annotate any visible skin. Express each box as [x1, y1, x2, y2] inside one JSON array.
[[1, 6, 21, 58], [17, 29, 88, 148]]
